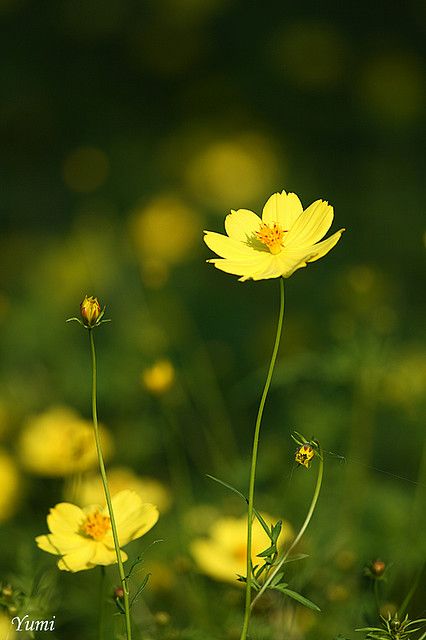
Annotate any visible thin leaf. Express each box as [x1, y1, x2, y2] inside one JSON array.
[[272, 586, 321, 612]]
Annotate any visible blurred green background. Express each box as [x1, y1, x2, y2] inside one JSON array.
[[0, 0, 425, 639]]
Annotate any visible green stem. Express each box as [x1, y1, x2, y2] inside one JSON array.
[[251, 448, 324, 609], [240, 278, 285, 640], [89, 330, 132, 640], [99, 566, 106, 640]]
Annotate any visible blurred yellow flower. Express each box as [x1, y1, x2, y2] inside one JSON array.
[[130, 194, 200, 264], [0, 611, 15, 639], [19, 407, 113, 477], [71, 467, 172, 513], [204, 190, 344, 281], [0, 450, 21, 522], [191, 513, 293, 584], [36, 490, 159, 572], [141, 360, 175, 395]]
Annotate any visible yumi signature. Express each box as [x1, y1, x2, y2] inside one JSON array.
[[11, 614, 56, 632]]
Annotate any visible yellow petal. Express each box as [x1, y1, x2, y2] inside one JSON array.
[[36, 534, 61, 556], [210, 253, 272, 279], [91, 543, 123, 566], [223, 209, 261, 241], [204, 231, 259, 260], [47, 503, 84, 535], [262, 191, 303, 229], [305, 229, 345, 263], [57, 543, 96, 572], [103, 490, 159, 547], [36, 532, 84, 555], [285, 200, 334, 247]]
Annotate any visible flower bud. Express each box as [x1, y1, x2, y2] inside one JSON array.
[[370, 559, 386, 577], [114, 586, 124, 599], [80, 296, 102, 328], [295, 444, 315, 469]]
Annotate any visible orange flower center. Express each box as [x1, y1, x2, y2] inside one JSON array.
[[256, 222, 286, 254], [81, 511, 111, 541]]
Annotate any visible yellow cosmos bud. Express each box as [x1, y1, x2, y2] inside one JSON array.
[[80, 296, 103, 328], [295, 444, 315, 469]]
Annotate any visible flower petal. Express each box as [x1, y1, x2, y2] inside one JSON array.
[[209, 253, 272, 280], [223, 209, 262, 241], [103, 490, 159, 547], [285, 200, 334, 247], [262, 191, 303, 230], [36, 532, 84, 555], [204, 231, 259, 260], [305, 229, 345, 263], [57, 543, 96, 572], [47, 503, 85, 535], [91, 542, 123, 566]]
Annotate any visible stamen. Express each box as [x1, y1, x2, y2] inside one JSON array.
[[256, 222, 286, 254], [81, 511, 111, 541]]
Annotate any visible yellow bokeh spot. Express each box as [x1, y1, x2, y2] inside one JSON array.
[[141, 359, 175, 395], [19, 406, 113, 477], [270, 21, 346, 87], [70, 467, 172, 513], [0, 610, 15, 639], [185, 133, 280, 209], [191, 513, 293, 584], [130, 194, 200, 264], [63, 146, 109, 193], [360, 52, 423, 124], [0, 449, 21, 522]]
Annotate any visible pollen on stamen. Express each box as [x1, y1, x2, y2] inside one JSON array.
[[81, 511, 111, 541], [256, 222, 286, 255]]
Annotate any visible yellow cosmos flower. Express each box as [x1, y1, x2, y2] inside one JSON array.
[[36, 490, 159, 572], [18, 406, 113, 477], [204, 190, 344, 281], [191, 513, 293, 584]]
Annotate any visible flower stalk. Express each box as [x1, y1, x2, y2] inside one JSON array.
[[251, 445, 324, 609], [240, 277, 285, 640], [89, 329, 132, 640]]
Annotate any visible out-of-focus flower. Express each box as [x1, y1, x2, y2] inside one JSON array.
[[36, 490, 159, 572], [185, 134, 280, 209], [0, 450, 21, 522], [130, 194, 200, 265], [71, 467, 172, 513], [204, 190, 344, 281], [19, 407, 113, 477], [0, 611, 15, 639], [80, 295, 103, 327], [382, 347, 426, 412], [141, 360, 175, 395], [191, 513, 293, 584]]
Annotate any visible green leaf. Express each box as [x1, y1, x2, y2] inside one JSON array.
[[130, 573, 151, 607], [257, 544, 277, 558], [271, 586, 321, 612]]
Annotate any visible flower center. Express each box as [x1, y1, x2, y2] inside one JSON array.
[[256, 222, 286, 254], [81, 511, 111, 541]]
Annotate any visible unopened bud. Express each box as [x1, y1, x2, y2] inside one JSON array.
[[371, 559, 386, 577], [80, 296, 102, 327], [114, 586, 125, 599]]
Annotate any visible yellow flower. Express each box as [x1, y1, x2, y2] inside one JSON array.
[[71, 467, 172, 513], [36, 490, 159, 572], [0, 610, 15, 639], [204, 190, 344, 281], [141, 360, 175, 395], [0, 450, 21, 522], [191, 513, 293, 584], [295, 444, 315, 469], [18, 406, 113, 477]]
